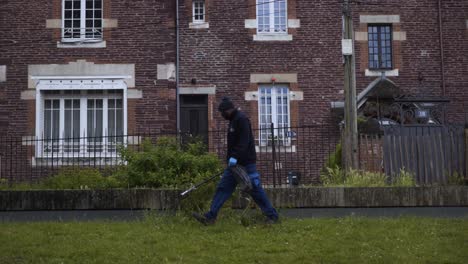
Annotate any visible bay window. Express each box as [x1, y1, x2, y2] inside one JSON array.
[[36, 79, 127, 158]]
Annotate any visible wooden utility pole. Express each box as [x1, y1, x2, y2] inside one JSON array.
[[342, 0, 359, 171]]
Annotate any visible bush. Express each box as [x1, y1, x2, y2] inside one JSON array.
[[0, 168, 121, 190], [118, 137, 222, 189], [117, 137, 222, 213], [40, 167, 121, 190]]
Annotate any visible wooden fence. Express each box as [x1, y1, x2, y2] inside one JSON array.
[[382, 125, 465, 185]]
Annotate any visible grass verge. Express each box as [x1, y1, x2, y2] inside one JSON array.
[[0, 215, 467, 264]]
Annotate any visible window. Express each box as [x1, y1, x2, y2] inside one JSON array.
[[257, 0, 287, 33], [40, 89, 124, 157], [368, 25, 392, 69], [193, 0, 205, 23], [62, 0, 103, 41], [258, 85, 290, 146]]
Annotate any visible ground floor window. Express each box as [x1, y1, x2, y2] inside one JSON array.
[[38, 88, 126, 157], [258, 85, 290, 146]]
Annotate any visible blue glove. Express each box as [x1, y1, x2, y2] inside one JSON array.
[[228, 157, 237, 167], [253, 178, 261, 187]]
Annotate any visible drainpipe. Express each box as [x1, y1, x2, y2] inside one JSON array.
[[176, 0, 180, 133], [176, 0, 181, 133], [438, 0, 446, 96]]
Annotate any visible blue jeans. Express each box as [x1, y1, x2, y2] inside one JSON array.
[[204, 164, 278, 220]]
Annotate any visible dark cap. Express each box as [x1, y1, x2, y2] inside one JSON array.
[[218, 97, 235, 112]]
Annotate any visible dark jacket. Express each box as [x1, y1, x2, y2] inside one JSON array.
[[227, 110, 256, 166]]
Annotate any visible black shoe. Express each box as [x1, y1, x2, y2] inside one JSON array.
[[265, 217, 280, 225], [192, 212, 215, 226]]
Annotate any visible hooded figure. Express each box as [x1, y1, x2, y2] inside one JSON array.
[[192, 97, 279, 225]]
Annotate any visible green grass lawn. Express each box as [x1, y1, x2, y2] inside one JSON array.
[[0, 214, 467, 264]]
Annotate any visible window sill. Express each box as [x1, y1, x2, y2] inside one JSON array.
[[0, 65, 5, 82], [256, 145, 296, 153], [57, 40, 106, 48], [32, 156, 123, 167], [189, 22, 209, 29], [365, 69, 399, 77], [253, 34, 292, 41]]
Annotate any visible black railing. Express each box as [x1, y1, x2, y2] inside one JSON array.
[[0, 124, 341, 187]]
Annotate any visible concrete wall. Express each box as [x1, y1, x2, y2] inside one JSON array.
[[1, 187, 467, 211]]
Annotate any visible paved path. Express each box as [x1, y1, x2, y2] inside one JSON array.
[[1, 207, 468, 222]]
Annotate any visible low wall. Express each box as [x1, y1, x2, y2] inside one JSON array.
[[1, 187, 467, 211]]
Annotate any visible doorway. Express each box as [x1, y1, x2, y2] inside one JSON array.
[[180, 95, 208, 144]]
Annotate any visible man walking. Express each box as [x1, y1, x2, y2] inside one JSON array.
[[192, 97, 279, 225]]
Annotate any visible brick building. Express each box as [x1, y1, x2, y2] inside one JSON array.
[[177, 0, 468, 184], [0, 0, 177, 139], [0, 0, 467, 184]]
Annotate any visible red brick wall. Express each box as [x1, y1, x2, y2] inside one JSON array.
[[0, 0, 177, 137], [440, 1, 468, 123], [0, 1, 467, 183], [354, 1, 468, 124], [179, 0, 343, 127], [178, 0, 467, 127], [178, 0, 467, 183]]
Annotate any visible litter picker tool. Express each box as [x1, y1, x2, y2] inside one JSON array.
[[179, 173, 221, 198], [179, 165, 251, 198]]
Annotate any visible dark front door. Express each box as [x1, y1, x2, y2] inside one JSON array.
[[180, 95, 208, 144]]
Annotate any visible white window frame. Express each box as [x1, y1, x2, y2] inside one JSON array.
[[256, 0, 288, 34], [258, 84, 291, 147], [192, 0, 205, 23], [34, 77, 128, 158], [62, 0, 103, 42]]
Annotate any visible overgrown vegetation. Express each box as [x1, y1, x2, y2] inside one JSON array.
[[117, 137, 221, 189], [323, 142, 342, 170], [0, 168, 119, 191], [0, 137, 222, 213], [0, 137, 221, 191], [447, 171, 465, 186], [320, 167, 416, 187]]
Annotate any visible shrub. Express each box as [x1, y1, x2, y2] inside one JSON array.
[[40, 167, 121, 189], [0, 168, 121, 190], [118, 137, 222, 189], [117, 137, 222, 213]]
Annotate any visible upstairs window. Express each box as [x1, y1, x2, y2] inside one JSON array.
[[257, 0, 287, 34], [368, 25, 393, 69], [193, 0, 205, 23], [62, 0, 103, 41]]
